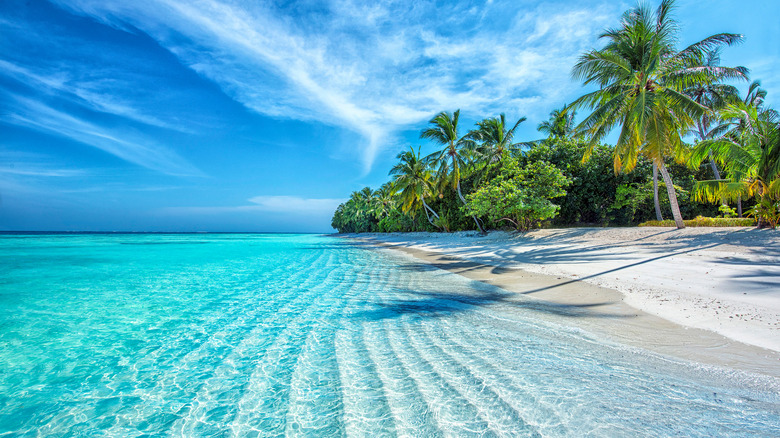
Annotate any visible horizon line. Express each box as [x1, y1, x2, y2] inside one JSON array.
[[0, 231, 334, 235]]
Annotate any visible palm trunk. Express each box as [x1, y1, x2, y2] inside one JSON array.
[[709, 155, 721, 181], [697, 123, 723, 181], [659, 163, 685, 229], [451, 147, 484, 233], [737, 196, 742, 218], [653, 163, 663, 221], [421, 198, 442, 231], [707, 152, 725, 206], [698, 122, 726, 206], [456, 180, 484, 233], [755, 189, 768, 228]]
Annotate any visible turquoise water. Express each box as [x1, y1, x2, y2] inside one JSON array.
[[0, 234, 778, 437]]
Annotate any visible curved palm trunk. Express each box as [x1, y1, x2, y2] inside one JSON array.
[[709, 155, 722, 181], [652, 163, 663, 221], [659, 163, 685, 229], [707, 153, 727, 206], [697, 123, 723, 181], [710, 156, 727, 207], [698, 123, 726, 206], [456, 180, 484, 233], [447, 142, 483, 233], [421, 198, 442, 231]]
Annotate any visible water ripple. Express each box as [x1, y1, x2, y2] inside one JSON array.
[[0, 234, 778, 437]]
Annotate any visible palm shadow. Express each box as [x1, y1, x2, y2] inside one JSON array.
[[351, 287, 628, 322], [355, 228, 776, 269]]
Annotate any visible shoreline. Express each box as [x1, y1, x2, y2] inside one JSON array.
[[342, 227, 780, 378]]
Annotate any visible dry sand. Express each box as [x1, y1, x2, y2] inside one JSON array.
[[346, 227, 780, 377]]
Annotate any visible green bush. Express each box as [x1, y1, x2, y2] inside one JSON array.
[[638, 216, 756, 227], [464, 156, 570, 231], [748, 198, 780, 229], [718, 204, 738, 218]]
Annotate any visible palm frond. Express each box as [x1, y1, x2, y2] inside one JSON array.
[[673, 33, 744, 62], [662, 87, 708, 119], [767, 178, 780, 200], [691, 180, 747, 203], [572, 50, 632, 86]]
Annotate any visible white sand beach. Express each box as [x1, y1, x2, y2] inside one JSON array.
[[350, 227, 780, 374]]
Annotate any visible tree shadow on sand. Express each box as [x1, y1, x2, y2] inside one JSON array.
[[401, 243, 722, 283], [353, 228, 778, 268], [351, 287, 629, 322]]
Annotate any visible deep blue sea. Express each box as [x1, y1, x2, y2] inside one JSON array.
[[1, 233, 778, 436]]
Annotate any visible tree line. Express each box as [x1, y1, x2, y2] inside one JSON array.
[[332, 0, 780, 233]]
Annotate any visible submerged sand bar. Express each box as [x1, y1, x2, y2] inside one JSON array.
[[346, 227, 780, 378]]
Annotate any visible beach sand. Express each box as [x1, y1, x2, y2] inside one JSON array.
[[345, 227, 780, 377]]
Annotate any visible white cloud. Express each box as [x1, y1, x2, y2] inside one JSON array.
[[247, 196, 345, 214], [0, 60, 192, 132], [50, 0, 621, 170], [161, 195, 345, 215], [4, 95, 203, 176], [0, 149, 88, 199], [0, 149, 87, 178], [0, 167, 85, 178]]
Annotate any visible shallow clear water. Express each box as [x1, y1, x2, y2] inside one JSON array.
[[0, 233, 778, 437]]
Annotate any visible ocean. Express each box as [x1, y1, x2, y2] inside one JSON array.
[[1, 233, 778, 436]]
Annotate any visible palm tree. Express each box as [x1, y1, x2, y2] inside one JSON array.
[[693, 81, 769, 216], [421, 110, 484, 232], [739, 81, 769, 216], [537, 106, 577, 140], [348, 187, 375, 232], [534, 102, 671, 225], [331, 203, 349, 232], [569, 0, 743, 229], [652, 163, 663, 221], [690, 101, 780, 226], [744, 80, 767, 108], [390, 146, 445, 231], [684, 49, 748, 182], [371, 182, 397, 220], [466, 113, 527, 177]]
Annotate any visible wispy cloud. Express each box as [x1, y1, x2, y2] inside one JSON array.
[[0, 149, 86, 178], [0, 149, 85, 200], [161, 195, 345, 216], [3, 94, 203, 176], [246, 196, 345, 214], [0, 166, 85, 178], [57, 185, 185, 194], [0, 59, 192, 133], [51, 0, 620, 171]]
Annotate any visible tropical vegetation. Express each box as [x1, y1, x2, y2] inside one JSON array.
[[332, 0, 778, 233], [463, 155, 570, 231]]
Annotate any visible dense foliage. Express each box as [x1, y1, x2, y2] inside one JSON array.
[[464, 156, 570, 231], [331, 0, 779, 233]]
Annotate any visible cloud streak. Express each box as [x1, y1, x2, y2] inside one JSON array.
[[3, 94, 203, 176], [0, 149, 87, 178], [51, 0, 621, 171], [161, 195, 345, 216], [0, 59, 192, 133]]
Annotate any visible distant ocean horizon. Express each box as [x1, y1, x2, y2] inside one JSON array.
[[1, 233, 778, 436], [0, 231, 332, 234]]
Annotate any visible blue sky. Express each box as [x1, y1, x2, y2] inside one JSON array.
[[1, 0, 778, 232]]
